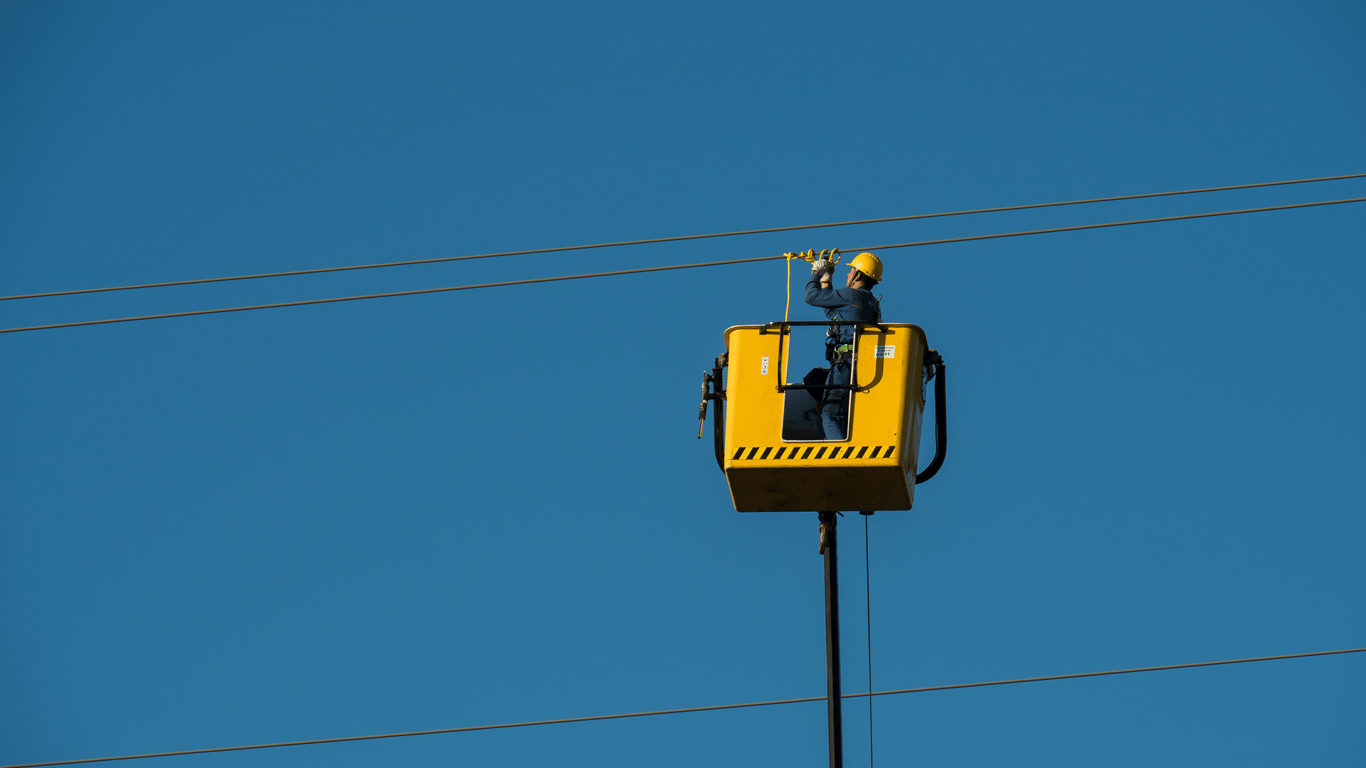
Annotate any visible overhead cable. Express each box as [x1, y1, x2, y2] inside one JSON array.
[[5, 646, 1362, 768], [2, 196, 1362, 336], [2, 172, 1363, 303]]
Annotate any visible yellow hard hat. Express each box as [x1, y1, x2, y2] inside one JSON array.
[[848, 252, 883, 282]]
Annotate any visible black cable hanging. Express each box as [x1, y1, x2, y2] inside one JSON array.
[[865, 514, 875, 768]]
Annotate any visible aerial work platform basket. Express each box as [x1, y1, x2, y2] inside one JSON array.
[[698, 321, 946, 513]]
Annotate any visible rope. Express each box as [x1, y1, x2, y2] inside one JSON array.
[[6, 647, 1361, 768], [783, 249, 839, 323], [3, 172, 1363, 303], [2, 196, 1362, 336]]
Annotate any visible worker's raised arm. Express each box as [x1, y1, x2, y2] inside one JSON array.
[[805, 273, 852, 309]]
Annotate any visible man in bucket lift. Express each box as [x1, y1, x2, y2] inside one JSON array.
[[805, 252, 883, 440]]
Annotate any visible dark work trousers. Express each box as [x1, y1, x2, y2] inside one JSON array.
[[820, 359, 851, 440], [804, 273, 881, 442]]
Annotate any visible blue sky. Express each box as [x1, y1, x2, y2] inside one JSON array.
[[2, 1, 1363, 766]]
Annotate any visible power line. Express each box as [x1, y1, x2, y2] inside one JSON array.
[[2, 196, 1361, 336], [2, 172, 1363, 303], [0, 254, 778, 335], [5, 646, 1361, 768], [857, 196, 1365, 254]]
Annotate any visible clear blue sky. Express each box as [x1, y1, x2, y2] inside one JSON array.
[[2, 1, 1364, 766]]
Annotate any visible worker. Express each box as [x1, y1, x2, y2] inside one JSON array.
[[805, 252, 883, 440]]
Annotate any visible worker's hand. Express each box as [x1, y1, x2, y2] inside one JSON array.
[[811, 259, 831, 275]]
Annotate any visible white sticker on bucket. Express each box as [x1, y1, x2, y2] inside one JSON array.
[[875, 345, 896, 359], [761, 356, 770, 374]]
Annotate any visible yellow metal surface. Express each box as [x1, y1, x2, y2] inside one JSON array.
[[722, 323, 928, 512]]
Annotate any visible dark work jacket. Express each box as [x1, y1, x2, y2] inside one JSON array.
[[803, 275, 881, 343], [804, 275, 882, 412]]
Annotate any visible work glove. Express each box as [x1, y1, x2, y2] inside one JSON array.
[[811, 259, 831, 275]]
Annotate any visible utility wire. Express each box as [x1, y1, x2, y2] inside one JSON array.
[[2, 172, 1363, 303], [3, 196, 1361, 337], [0, 254, 776, 335], [5, 647, 1361, 768]]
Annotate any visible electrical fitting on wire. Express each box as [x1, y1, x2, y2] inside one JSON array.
[[782, 248, 841, 322]]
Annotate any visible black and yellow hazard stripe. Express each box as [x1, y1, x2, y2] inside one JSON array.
[[730, 445, 897, 461]]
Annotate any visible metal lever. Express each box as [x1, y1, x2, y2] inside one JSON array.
[[697, 371, 713, 439]]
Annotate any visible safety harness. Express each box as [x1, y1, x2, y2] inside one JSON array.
[[825, 292, 882, 363]]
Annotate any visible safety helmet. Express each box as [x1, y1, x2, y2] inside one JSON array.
[[849, 252, 883, 282]]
